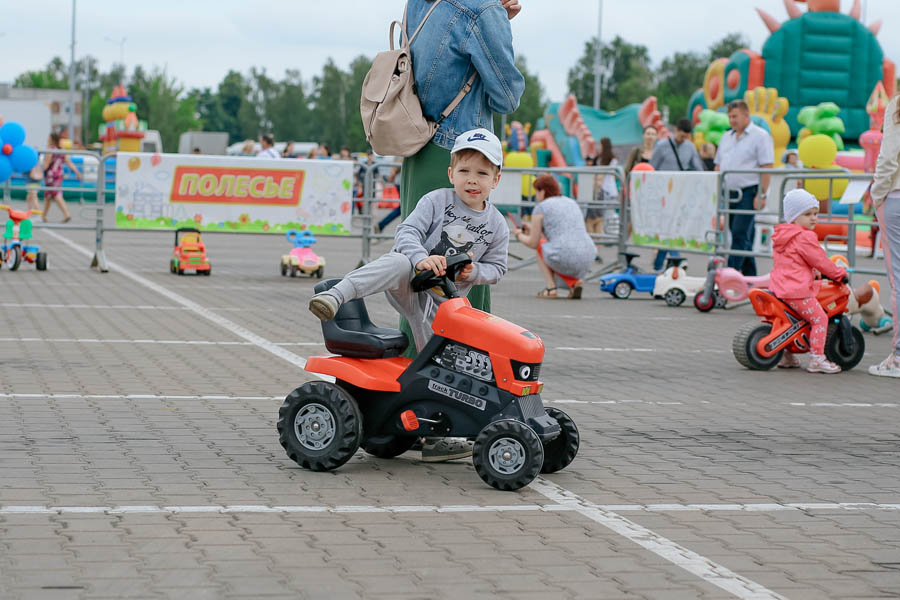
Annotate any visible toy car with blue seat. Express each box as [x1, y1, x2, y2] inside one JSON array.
[[599, 252, 658, 299]]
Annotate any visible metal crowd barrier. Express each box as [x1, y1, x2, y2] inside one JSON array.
[[1, 148, 110, 272], [613, 167, 889, 284], [354, 162, 627, 271]]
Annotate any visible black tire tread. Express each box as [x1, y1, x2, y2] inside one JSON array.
[[540, 408, 579, 474], [472, 420, 543, 491], [361, 435, 417, 458], [277, 381, 362, 471], [732, 321, 781, 370]]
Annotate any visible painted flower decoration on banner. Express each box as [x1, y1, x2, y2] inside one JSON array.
[[0, 121, 40, 183]]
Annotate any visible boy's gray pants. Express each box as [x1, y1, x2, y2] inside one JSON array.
[[330, 252, 438, 352]]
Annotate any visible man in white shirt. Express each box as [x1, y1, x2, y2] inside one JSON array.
[[257, 133, 281, 159], [715, 100, 774, 276]]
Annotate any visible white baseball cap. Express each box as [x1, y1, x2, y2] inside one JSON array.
[[451, 128, 503, 166]]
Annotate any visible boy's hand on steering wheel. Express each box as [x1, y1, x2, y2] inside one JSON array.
[[417, 255, 447, 276], [458, 252, 475, 280]]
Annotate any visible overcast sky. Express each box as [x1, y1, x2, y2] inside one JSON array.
[[2, 1, 898, 105]]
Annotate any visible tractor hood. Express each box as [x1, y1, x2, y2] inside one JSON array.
[[431, 298, 544, 364]]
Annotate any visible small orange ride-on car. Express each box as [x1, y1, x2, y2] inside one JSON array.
[[732, 275, 865, 371], [170, 227, 211, 275], [277, 253, 580, 491]]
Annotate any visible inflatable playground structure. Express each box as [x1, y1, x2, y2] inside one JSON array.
[[501, 0, 893, 255]]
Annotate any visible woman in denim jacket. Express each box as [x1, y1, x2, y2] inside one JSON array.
[[398, 0, 524, 338]]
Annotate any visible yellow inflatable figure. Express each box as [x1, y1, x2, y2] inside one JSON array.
[[703, 58, 728, 111], [745, 87, 790, 166], [798, 134, 848, 201], [504, 151, 535, 197]]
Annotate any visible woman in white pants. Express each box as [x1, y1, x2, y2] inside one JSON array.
[[868, 95, 900, 377]]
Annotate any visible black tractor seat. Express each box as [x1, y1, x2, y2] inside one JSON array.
[[313, 279, 409, 359]]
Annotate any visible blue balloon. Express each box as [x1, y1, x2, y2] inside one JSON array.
[[10, 145, 38, 172], [0, 156, 13, 183], [0, 122, 26, 147]]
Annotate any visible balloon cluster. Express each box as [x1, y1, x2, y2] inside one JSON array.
[[0, 122, 39, 183]]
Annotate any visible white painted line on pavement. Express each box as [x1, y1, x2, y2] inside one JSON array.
[[556, 346, 728, 353], [0, 337, 323, 347], [1, 302, 183, 310], [44, 230, 329, 380], [0, 393, 282, 401], [1, 502, 898, 516], [530, 478, 789, 600], [789, 402, 899, 408], [0, 302, 271, 312]]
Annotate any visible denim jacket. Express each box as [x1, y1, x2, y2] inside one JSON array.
[[406, 0, 525, 150]]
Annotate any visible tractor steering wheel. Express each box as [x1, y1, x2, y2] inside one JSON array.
[[410, 253, 472, 296]]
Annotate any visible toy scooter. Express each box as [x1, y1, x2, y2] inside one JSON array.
[[732, 275, 865, 371], [695, 256, 770, 312], [277, 253, 579, 491], [0, 204, 47, 271], [280, 229, 324, 278], [652, 256, 707, 307]]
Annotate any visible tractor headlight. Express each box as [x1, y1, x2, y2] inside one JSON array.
[[511, 360, 541, 382]]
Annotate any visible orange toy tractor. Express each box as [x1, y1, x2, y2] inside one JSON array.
[[277, 254, 579, 491], [732, 276, 865, 371], [170, 227, 211, 275]]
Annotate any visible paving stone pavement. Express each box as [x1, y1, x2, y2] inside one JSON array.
[[0, 213, 898, 599]]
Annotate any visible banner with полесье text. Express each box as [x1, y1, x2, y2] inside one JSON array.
[[114, 153, 353, 234], [628, 171, 718, 251]]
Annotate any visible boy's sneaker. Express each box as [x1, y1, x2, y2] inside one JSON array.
[[308, 292, 341, 321], [868, 353, 900, 378], [421, 438, 473, 462], [807, 354, 841, 374], [777, 352, 801, 369]]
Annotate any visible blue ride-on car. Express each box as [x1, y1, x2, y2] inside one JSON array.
[[599, 252, 659, 299]]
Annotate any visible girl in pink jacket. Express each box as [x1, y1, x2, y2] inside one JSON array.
[[770, 189, 847, 373]]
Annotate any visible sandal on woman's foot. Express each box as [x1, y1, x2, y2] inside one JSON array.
[[536, 287, 558, 298], [568, 280, 583, 299], [63, 216, 71, 223]]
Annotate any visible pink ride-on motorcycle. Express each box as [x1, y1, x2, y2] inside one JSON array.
[[694, 256, 770, 312]]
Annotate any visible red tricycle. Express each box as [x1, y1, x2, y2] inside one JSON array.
[[0, 204, 47, 271], [732, 276, 865, 371]]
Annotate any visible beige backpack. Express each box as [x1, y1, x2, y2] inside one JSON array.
[[360, 0, 476, 157]]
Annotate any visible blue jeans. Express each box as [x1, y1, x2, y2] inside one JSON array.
[[653, 250, 680, 271], [377, 206, 401, 232], [727, 185, 757, 276]]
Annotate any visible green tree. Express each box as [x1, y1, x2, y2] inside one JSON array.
[[708, 32, 751, 61], [344, 56, 373, 151], [655, 51, 708, 122], [567, 36, 652, 110], [128, 66, 200, 152], [309, 58, 349, 152], [14, 57, 69, 89], [493, 55, 547, 135]]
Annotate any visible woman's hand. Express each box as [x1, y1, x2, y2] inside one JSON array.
[[416, 255, 447, 276], [501, 0, 521, 19], [520, 222, 531, 234]]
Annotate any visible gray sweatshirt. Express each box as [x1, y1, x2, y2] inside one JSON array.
[[393, 188, 509, 290]]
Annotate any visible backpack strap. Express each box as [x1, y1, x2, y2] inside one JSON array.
[[438, 72, 477, 123], [392, 0, 443, 50]]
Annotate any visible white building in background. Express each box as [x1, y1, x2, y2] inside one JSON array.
[[0, 84, 84, 145]]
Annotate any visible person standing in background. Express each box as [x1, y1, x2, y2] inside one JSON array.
[[715, 99, 774, 276], [866, 93, 900, 377], [398, 0, 524, 350]]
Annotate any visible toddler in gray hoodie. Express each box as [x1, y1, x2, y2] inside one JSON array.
[[309, 128, 510, 354]]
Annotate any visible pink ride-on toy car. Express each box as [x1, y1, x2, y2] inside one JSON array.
[[695, 256, 770, 312], [281, 229, 324, 278]]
